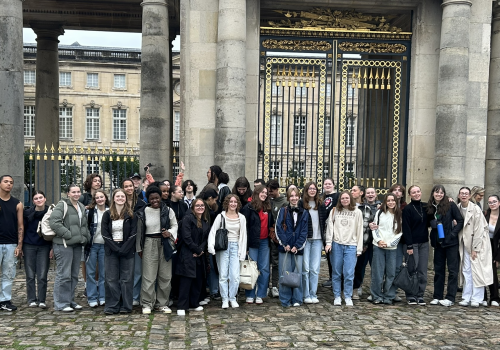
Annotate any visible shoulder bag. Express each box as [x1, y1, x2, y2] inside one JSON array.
[[393, 254, 419, 296], [279, 252, 301, 288], [215, 215, 229, 251], [239, 255, 259, 290]]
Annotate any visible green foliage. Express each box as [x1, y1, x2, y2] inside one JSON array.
[[100, 153, 140, 187], [287, 168, 306, 188], [60, 160, 82, 192], [24, 152, 35, 190]]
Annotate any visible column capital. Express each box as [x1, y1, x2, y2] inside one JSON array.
[[441, 0, 472, 8], [141, 0, 167, 7], [31, 23, 64, 41]]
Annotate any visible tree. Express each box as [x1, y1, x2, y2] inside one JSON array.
[[100, 153, 140, 188]]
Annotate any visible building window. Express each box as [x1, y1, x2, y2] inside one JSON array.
[[24, 106, 36, 137], [271, 85, 282, 96], [269, 161, 281, 179], [295, 86, 307, 97], [173, 164, 180, 178], [86, 159, 99, 176], [174, 111, 180, 142], [86, 108, 100, 140], [59, 107, 73, 139], [87, 73, 99, 88], [114, 74, 126, 89], [293, 115, 306, 147], [348, 87, 355, 98], [24, 70, 36, 85], [271, 114, 281, 146], [346, 117, 355, 147], [292, 161, 305, 177], [60, 72, 71, 87], [323, 162, 330, 178], [325, 117, 331, 147], [112, 109, 127, 140]]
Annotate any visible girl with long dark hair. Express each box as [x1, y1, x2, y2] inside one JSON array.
[[232, 177, 253, 205], [484, 194, 500, 306]]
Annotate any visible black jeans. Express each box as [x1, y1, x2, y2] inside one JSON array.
[[484, 238, 500, 303], [178, 264, 203, 310], [353, 244, 373, 289], [433, 244, 459, 302], [269, 240, 279, 288], [23, 243, 51, 304], [104, 251, 134, 313]]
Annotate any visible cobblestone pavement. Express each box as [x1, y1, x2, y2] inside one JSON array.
[[2, 258, 500, 350]]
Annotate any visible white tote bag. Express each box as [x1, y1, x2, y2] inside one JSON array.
[[239, 255, 259, 290]]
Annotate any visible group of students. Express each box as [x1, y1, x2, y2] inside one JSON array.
[[0, 168, 498, 314]]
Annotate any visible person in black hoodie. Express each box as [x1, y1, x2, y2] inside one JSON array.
[[217, 172, 231, 215], [427, 184, 464, 307], [401, 185, 431, 306], [22, 191, 50, 308], [176, 198, 210, 316], [101, 189, 137, 314], [169, 185, 188, 302]]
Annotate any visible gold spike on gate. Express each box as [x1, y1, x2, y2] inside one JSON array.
[[363, 68, 368, 89], [50, 144, 55, 161], [36, 144, 40, 161], [80, 147, 84, 161], [57, 145, 62, 161], [386, 69, 391, 90], [311, 66, 315, 88], [87, 147, 92, 161], [375, 69, 380, 90], [305, 67, 310, 88], [287, 66, 292, 87], [109, 148, 113, 161], [43, 144, 48, 161], [351, 68, 357, 90], [29, 144, 34, 160], [357, 68, 362, 89], [368, 68, 374, 89], [380, 69, 385, 90]]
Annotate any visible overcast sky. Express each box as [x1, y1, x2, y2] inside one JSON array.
[[23, 28, 180, 51]]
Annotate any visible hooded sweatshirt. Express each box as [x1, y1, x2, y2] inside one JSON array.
[[372, 210, 403, 249], [270, 194, 288, 221]]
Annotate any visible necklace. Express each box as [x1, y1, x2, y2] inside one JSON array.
[[412, 203, 423, 222]]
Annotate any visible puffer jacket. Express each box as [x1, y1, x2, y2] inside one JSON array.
[[49, 198, 90, 246], [134, 202, 178, 253]]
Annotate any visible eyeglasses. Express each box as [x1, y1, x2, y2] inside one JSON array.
[[195, 204, 205, 208], [459, 192, 470, 196], [308, 188, 317, 191], [488, 201, 498, 205]]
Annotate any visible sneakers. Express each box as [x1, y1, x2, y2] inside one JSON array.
[[345, 298, 353, 307], [39, 302, 47, 309], [322, 279, 332, 288], [156, 306, 172, 314], [28, 302, 38, 307], [255, 297, 263, 304], [177, 309, 185, 316], [311, 297, 319, 304], [88, 301, 98, 308], [133, 300, 140, 306], [304, 298, 313, 304], [272, 287, 280, 298], [407, 298, 418, 305], [417, 298, 426, 306], [393, 296, 402, 302], [62, 307, 74, 312], [429, 299, 439, 305], [222, 301, 229, 309], [458, 300, 469, 307], [142, 307, 151, 314], [367, 295, 373, 302], [483, 301, 490, 307], [73, 304, 83, 310], [439, 299, 454, 307], [246, 297, 254, 304], [189, 306, 203, 311], [334, 297, 342, 306], [99, 301, 105, 306], [230, 301, 239, 308], [491, 301, 499, 307], [373, 299, 383, 304], [471, 302, 480, 308], [211, 293, 222, 300], [0, 301, 17, 312], [199, 300, 209, 306], [352, 289, 360, 300]]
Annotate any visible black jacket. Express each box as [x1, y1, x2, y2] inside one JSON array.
[[175, 212, 209, 278], [428, 202, 464, 248], [135, 202, 174, 253], [23, 205, 50, 246], [486, 211, 500, 261], [240, 203, 275, 249], [101, 211, 137, 258], [402, 200, 430, 249], [298, 200, 326, 242]]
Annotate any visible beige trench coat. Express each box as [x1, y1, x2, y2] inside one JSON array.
[[458, 202, 493, 287]]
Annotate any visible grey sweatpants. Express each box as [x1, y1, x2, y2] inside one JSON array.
[[141, 237, 172, 309]]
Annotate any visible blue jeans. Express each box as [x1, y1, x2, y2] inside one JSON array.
[[86, 243, 105, 303], [331, 242, 357, 299], [279, 252, 303, 306], [216, 242, 240, 302], [133, 252, 142, 302], [246, 239, 270, 299], [208, 254, 219, 295], [23, 243, 51, 304], [370, 246, 397, 302], [0, 244, 17, 302], [302, 239, 322, 299]]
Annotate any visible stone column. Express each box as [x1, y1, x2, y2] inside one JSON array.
[[0, 0, 24, 199], [140, 0, 171, 180], [215, 0, 247, 183], [32, 24, 64, 203], [486, 4, 500, 196], [433, 0, 472, 196]]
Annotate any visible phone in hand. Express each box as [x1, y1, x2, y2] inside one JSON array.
[[144, 163, 152, 171]]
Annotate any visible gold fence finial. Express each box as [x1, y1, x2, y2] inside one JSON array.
[[368, 68, 374, 89], [80, 146, 84, 161], [50, 143, 55, 161], [43, 143, 48, 161], [380, 69, 385, 90], [374, 68, 380, 90], [387, 69, 391, 90], [363, 68, 368, 89], [29, 144, 34, 160], [109, 147, 114, 161], [58, 145, 62, 161]]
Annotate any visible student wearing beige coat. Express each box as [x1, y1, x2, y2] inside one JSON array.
[[456, 187, 493, 307]]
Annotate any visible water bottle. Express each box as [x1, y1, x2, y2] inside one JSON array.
[[437, 223, 445, 243]]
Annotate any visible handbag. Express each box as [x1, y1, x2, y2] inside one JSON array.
[[214, 216, 228, 251], [239, 255, 259, 290], [279, 252, 301, 288], [393, 254, 419, 296]]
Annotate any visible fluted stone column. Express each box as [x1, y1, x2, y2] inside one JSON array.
[[433, 0, 472, 195], [140, 0, 171, 180], [32, 25, 64, 202], [215, 0, 247, 182], [486, 5, 500, 196], [0, 0, 24, 198]]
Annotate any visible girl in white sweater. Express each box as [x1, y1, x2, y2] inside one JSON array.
[[369, 193, 403, 304], [325, 191, 363, 306]]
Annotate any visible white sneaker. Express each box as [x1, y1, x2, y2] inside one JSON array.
[[458, 300, 469, 307], [345, 298, 354, 307], [222, 301, 229, 309], [483, 301, 490, 307], [157, 306, 172, 314], [133, 300, 140, 306], [38, 302, 47, 309], [28, 302, 38, 307], [88, 301, 98, 308], [204, 297, 211, 303], [189, 306, 203, 311], [393, 296, 402, 302], [73, 304, 83, 310], [491, 301, 499, 307], [177, 309, 185, 316], [334, 297, 341, 306], [272, 287, 279, 298], [142, 307, 151, 314], [199, 300, 209, 306], [429, 299, 439, 305], [470, 302, 480, 308], [246, 297, 254, 304], [99, 301, 105, 306], [439, 299, 454, 307], [62, 307, 74, 312], [367, 295, 373, 302], [230, 301, 239, 308], [255, 297, 263, 304], [293, 303, 300, 307], [304, 297, 313, 304], [311, 297, 319, 304]]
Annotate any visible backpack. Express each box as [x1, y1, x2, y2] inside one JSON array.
[[38, 201, 68, 242]]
